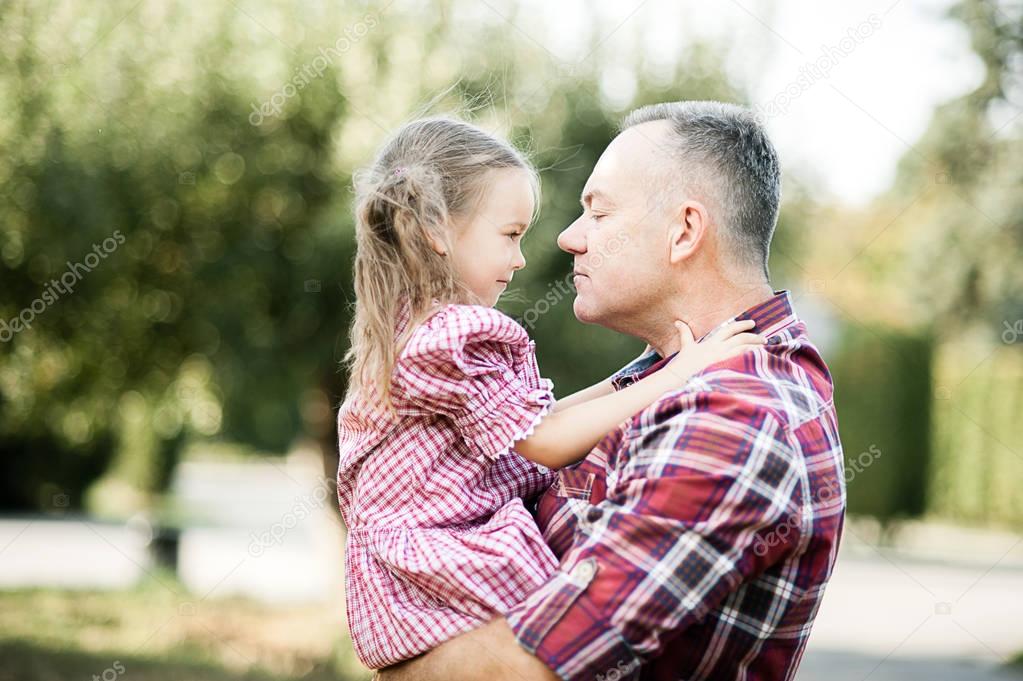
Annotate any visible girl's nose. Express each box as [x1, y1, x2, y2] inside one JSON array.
[[511, 248, 526, 270]]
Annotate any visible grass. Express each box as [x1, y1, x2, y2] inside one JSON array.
[[0, 572, 372, 681]]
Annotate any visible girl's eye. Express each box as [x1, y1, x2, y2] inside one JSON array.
[[592, 213, 606, 222]]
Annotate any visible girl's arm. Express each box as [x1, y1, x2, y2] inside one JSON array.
[[550, 377, 614, 413], [550, 344, 657, 414], [513, 320, 762, 469]]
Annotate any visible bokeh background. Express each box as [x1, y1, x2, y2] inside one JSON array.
[[1, 0, 1021, 679]]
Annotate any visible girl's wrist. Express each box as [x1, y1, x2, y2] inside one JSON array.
[[653, 363, 688, 389]]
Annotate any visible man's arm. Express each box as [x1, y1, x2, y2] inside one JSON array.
[[378, 618, 559, 681], [501, 389, 806, 679]]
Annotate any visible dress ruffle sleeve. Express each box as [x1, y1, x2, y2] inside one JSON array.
[[393, 304, 555, 461]]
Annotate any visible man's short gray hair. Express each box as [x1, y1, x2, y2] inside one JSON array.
[[621, 101, 781, 279]]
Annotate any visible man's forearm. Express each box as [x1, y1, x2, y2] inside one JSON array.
[[378, 618, 559, 681]]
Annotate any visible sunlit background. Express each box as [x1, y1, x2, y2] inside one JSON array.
[[1, 0, 1021, 679]]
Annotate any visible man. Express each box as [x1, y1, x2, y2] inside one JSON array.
[[380, 101, 845, 680]]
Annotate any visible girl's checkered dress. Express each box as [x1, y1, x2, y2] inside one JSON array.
[[336, 304, 559, 669]]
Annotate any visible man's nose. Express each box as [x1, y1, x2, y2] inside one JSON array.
[[557, 215, 587, 254]]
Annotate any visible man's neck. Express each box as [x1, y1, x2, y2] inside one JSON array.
[[648, 282, 775, 358]]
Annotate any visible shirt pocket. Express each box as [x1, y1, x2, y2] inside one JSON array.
[[555, 468, 595, 501]]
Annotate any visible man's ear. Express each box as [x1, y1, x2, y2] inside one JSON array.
[[667, 200, 709, 265]]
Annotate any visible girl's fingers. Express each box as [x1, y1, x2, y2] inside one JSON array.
[[719, 342, 762, 360], [675, 320, 695, 347], [708, 336, 764, 362], [710, 319, 756, 340], [726, 333, 767, 346]]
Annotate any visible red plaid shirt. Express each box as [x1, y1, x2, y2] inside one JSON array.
[[506, 291, 846, 681]]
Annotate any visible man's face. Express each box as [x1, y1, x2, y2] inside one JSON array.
[[557, 122, 678, 329]]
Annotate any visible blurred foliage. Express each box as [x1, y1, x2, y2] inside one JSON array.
[[813, 0, 1023, 528], [1, 1, 353, 511], [815, 0, 1022, 333], [929, 339, 1023, 527], [895, 0, 1023, 331], [830, 326, 933, 525]]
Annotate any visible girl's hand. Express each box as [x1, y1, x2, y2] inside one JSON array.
[[663, 319, 764, 383]]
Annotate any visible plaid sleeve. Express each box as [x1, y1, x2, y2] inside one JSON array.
[[393, 305, 554, 460], [506, 390, 808, 680]]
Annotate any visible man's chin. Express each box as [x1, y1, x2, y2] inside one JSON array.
[[572, 296, 602, 325]]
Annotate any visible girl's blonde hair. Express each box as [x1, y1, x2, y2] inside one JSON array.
[[344, 116, 539, 408]]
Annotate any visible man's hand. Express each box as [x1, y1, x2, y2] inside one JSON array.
[[377, 617, 559, 681]]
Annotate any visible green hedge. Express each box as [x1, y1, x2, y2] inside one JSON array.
[[928, 341, 1023, 528], [829, 325, 934, 524]]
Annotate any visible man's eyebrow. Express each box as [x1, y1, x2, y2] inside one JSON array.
[[580, 189, 611, 207]]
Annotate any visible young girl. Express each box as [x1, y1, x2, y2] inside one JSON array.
[[336, 117, 763, 670]]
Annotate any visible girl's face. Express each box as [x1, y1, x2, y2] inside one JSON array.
[[450, 168, 535, 307]]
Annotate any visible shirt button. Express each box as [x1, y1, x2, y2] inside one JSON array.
[[536, 464, 549, 474], [571, 559, 596, 584], [585, 507, 602, 522]]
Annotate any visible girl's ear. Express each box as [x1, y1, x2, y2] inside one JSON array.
[[426, 234, 447, 256], [423, 223, 449, 256]]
